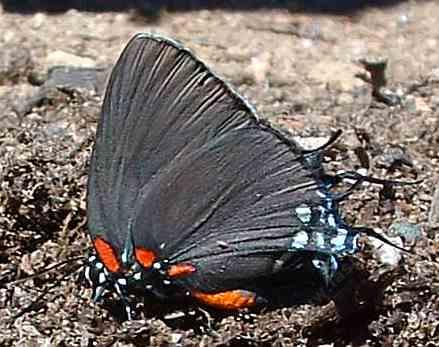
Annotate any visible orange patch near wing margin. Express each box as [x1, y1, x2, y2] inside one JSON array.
[[94, 237, 121, 273], [167, 263, 196, 278], [192, 290, 257, 310], [134, 247, 157, 268]]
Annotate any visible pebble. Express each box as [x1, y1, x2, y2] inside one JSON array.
[[293, 136, 330, 150], [31, 13, 46, 29], [46, 50, 96, 68], [389, 221, 422, 243], [369, 230, 403, 267]]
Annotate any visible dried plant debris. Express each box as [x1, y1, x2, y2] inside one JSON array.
[[356, 57, 403, 106]]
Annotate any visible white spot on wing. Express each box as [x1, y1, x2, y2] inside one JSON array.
[[317, 191, 326, 198], [330, 228, 348, 250], [314, 232, 325, 248], [312, 259, 324, 269], [121, 249, 128, 264], [296, 205, 312, 223], [327, 214, 336, 227], [290, 231, 309, 249], [326, 199, 333, 209], [330, 256, 338, 272]]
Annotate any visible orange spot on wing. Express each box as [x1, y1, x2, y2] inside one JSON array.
[[94, 237, 121, 273], [167, 263, 196, 278], [134, 247, 156, 268], [192, 290, 256, 310]]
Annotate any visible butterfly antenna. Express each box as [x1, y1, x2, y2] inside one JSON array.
[[302, 129, 343, 154], [328, 172, 422, 255], [334, 170, 422, 187], [354, 226, 415, 254], [331, 177, 365, 202]]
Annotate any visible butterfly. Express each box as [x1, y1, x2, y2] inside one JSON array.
[[85, 33, 407, 319]]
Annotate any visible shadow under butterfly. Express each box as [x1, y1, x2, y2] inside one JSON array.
[[85, 33, 412, 320]]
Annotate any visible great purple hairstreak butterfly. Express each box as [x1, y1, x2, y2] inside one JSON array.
[[85, 33, 409, 319]]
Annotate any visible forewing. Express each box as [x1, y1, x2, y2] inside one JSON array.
[[87, 34, 266, 251]]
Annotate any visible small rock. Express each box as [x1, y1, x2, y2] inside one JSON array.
[[46, 50, 96, 69], [1, 66, 107, 122], [301, 38, 313, 49], [28, 70, 48, 86], [336, 92, 354, 105], [293, 136, 330, 150], [389, 221, 422, 243], [31, 13, 46, 29], [369, 232, 403, 267], [398, 14, 409, 26], [44, 66, 108, 94], [414, 96, 432, 113], [376, 146, 413, 170]]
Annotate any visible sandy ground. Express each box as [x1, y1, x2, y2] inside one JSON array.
[[0, 1, 438, 346]]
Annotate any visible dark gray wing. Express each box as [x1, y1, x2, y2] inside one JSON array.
[[88, 34, 349, 292], [131, 122, 329, 291], [87, 33, 281, 253]]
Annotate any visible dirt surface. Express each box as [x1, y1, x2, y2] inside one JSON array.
[[1, 1, 438, 346]]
